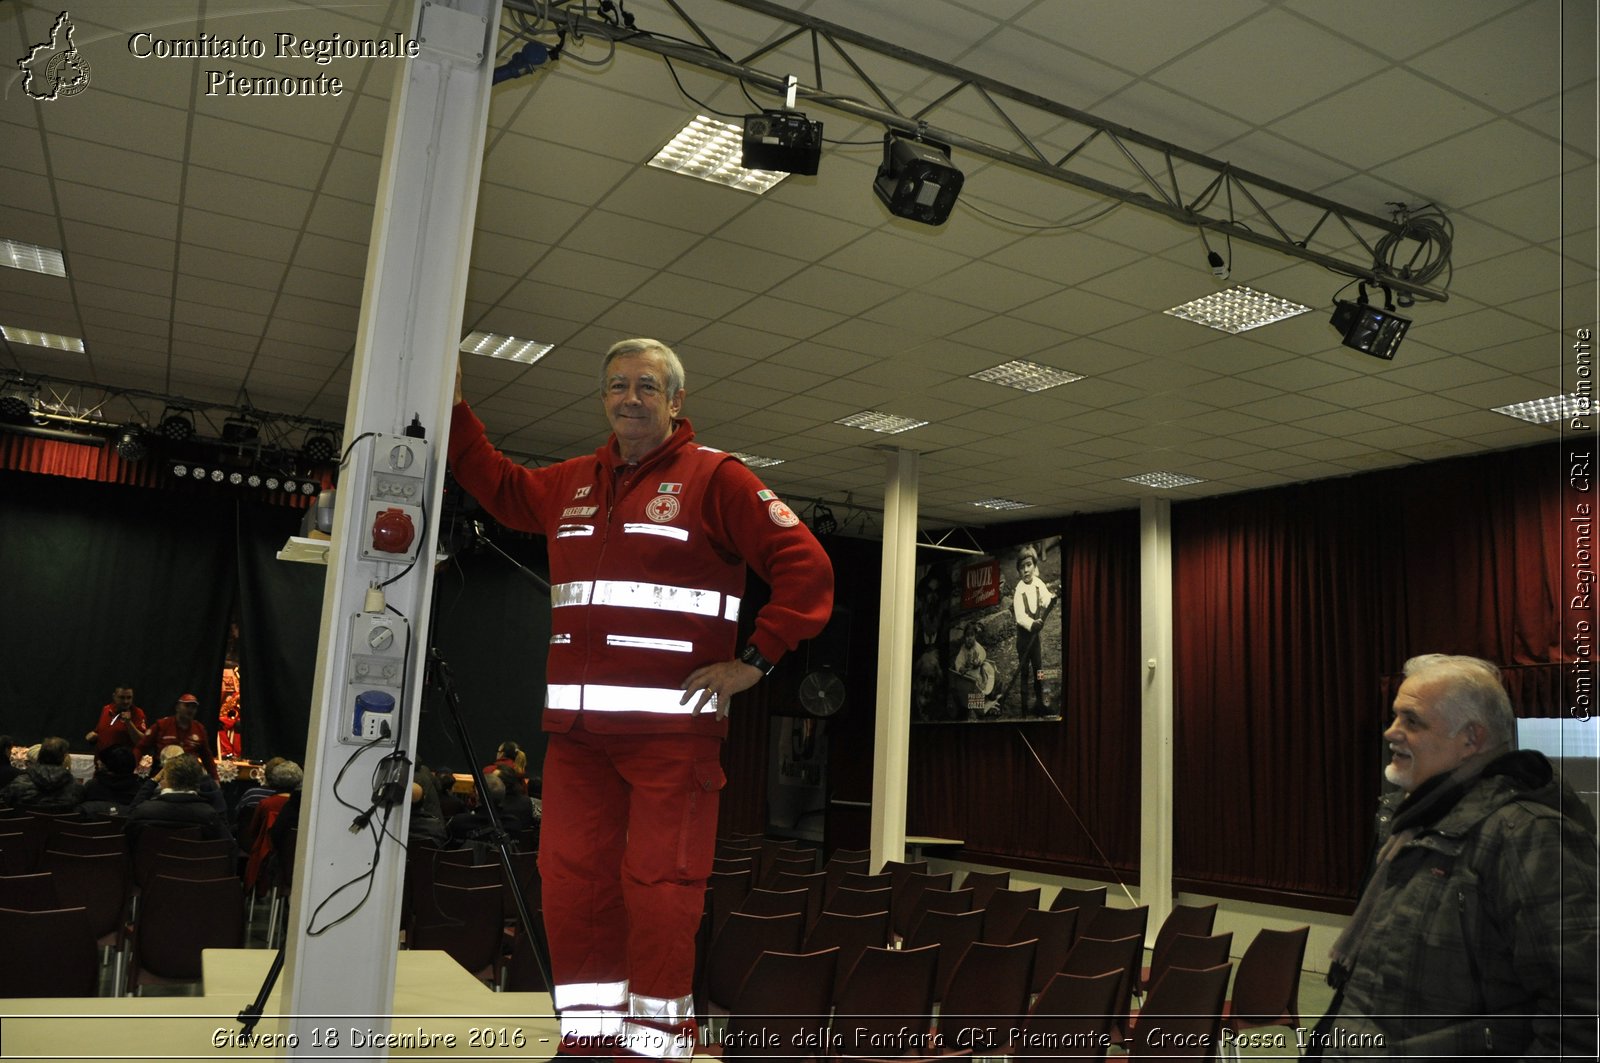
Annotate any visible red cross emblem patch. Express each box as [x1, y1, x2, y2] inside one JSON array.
[[647, 494, 681, 523]]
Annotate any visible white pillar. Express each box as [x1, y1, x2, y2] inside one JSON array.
[[1138, 496, 1175, 937], [282, 0, 500, 1050], [869, 448, 919, 869]]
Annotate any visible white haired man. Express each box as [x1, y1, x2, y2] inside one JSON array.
[[1314, 654, 1598, 1058]]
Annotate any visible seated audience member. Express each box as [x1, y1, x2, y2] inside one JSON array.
[[0, 735, 19, 790], [434, 768, 466, 818], [136, 693, 218, 780], [86, 685, 149, 753], [0, 736, 87, 811], [408, 763, 448, 844], [131, 744, 229, 818], [484, 740, 528, 783], [496, 766, 536, 834], [240, 761, 302, 888], [445, 770, 533, 845], [234, 756, 287, 833], [126, 753, 232, 845], [80, 744, 143, 815]]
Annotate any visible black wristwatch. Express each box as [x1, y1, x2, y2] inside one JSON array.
[[739, 645, 777, 676]]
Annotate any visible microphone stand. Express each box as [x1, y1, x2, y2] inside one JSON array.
[[236, 946, 284, 1037], [430, 648, 552, 992], [472, 520, 551, 592]]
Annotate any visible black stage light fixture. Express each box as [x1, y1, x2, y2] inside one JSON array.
[[0, 394, 31, 424], [158, 408, 195, 442], [1330, 283, 1411, 361], [114, 426, 148, 462], [741, 110, 823, 175], [810, 502, 838, 537], [301, 432, 336, 464], [874, 132, 964, 226]]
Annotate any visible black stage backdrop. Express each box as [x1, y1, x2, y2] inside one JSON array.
[[0, 470, 248, 751], [0, 469, 554, 769]]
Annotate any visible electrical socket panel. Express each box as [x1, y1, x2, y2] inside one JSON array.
[[340, 611, 408, 746], [358, 434, 429, 563]]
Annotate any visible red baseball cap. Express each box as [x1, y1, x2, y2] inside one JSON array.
[[177, 693, 199, 704]]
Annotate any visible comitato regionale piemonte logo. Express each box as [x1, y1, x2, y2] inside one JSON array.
[[18, 11, 92, 101]]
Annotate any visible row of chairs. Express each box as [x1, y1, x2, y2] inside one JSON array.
[[0, 811, 260, 997], [402, 841, 549, 992], [706, 913, 1305, 1060], [701, 846, 1308, 1061]]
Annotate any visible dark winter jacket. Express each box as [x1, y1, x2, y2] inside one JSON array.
[[0, 764, 86, 811]]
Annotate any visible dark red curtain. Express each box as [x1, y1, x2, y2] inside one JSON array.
[[0, 431, 162, 487], [0, 429, 318, 508], [905, 509, 1142, 881], [1171, 442, 1583, 907]]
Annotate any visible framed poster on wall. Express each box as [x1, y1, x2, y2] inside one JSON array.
[[912, 536, 1063, 723]]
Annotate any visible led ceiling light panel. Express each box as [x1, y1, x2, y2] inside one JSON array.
[[1164, 285, 1313, 334], [649, 116, 788, 194], [836, 410, 928, 434], [1, 325, 84, 352], [0, 239, 65, 277], [970, 360, 1084, 392], [1124, 471, 1206, 489], [460, 330, 553, 365], [1491, 394, 1587, 425]]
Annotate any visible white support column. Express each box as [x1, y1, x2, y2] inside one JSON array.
[[870, 447, 919, 870], [282, 0, 500, 1049], [1139, 496, 1175, 935]]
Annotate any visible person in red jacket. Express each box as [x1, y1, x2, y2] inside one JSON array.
[[137, 693, 218, 780], [450, 337, 833, 1060], [86, 685, 149, 753]]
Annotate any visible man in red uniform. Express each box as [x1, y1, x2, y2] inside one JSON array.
[[86, 685, 148, 753], [137, 694, 218, 780], [450, 338, 833, 1060]]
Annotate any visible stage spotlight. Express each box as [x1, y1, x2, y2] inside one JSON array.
[[810, 502, 838, 537], [114, 426, 148, 462], [874, 132, 964, 226], [1330, 284, 1411, 361], [741, 110, 823, 175], [301, 432, 336, 464], [158, 408, 195, 442], [0, 393, 32, 424]]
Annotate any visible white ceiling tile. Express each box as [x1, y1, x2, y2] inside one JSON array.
[[1407, 3, 1561, 114], [1149, 9, 1390, 124]]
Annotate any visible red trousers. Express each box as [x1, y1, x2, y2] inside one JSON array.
[[539, 720, 725, 1005]]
